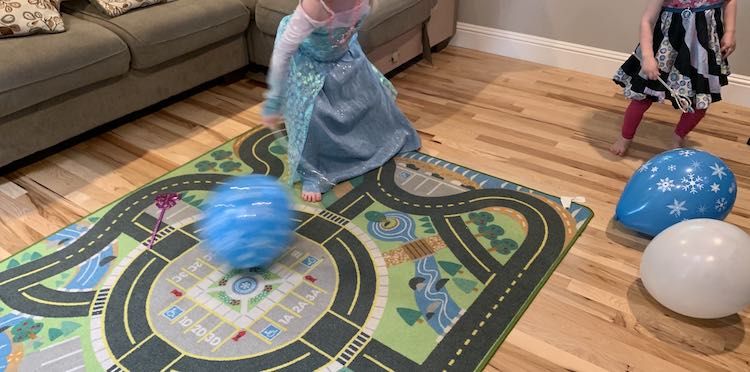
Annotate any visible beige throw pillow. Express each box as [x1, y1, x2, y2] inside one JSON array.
[[89, 0, 171, 17], [0, 0, 65, 38]]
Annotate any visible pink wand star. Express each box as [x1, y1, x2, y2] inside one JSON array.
[[148, 193, 181, 249]]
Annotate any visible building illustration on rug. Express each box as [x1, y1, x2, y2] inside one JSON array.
[[0, 128, 592, 371]]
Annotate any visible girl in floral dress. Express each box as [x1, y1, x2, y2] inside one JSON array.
[[611, 0, 737, 156]]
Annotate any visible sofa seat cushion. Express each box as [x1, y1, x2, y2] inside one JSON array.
[[0, 15, 129, 118], [64, 0, 250, 70], [255, 0, 433, 51]]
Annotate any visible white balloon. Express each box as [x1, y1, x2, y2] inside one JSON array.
[[640, 219, 750, 319]]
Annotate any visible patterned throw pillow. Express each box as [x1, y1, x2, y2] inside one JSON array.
[[0, 0, 65, 38], [89, 0, 171, 17]]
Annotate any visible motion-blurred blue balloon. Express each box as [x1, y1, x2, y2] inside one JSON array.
[[616, 148, 737, 236], [199, 175, 294, 268]]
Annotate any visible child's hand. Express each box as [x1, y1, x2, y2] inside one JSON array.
[[262, 115, 283, 129], [721, 32, 736, 58], [641, 56, 660, 80]]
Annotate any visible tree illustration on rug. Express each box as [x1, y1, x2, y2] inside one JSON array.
[[180, 193, 195, 204], [465, 211, 516, 255], [491, 238, 519, 255], [397, 308, 424, 326], [47, 320, 81, 342], [48, 328, 64, 342], [180, 193, 205, 209], [20, 252, 42, 263], [477, 224, 505, 240], [195, 160, 217, 172], [453, 278, 479, 294], [438, 261, 464, 276], [419, 216, 436, 234], [211, 150, 233, 161], [466, 212, 494, 226], [365, 211, 387, 224], [220, 161, 242, 173], [54, 272, 70, 287], [61, 321, 80, 336], [11, 320, 43, 342]]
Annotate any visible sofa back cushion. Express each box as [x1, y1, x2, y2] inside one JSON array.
[[65, 0, 249, 69]]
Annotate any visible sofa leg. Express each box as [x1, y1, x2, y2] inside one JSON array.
[[421, 20, 433, 66]]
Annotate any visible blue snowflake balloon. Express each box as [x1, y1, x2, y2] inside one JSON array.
[[199, 175, 294, 268], [616, 148, 737, 237]]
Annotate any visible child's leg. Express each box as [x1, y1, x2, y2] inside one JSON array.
[[611, 99, 653, 156], [622, 99, 653, 139], [672, 109, 707, 148]]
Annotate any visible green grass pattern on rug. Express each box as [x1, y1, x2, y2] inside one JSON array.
[[0, 128, 592, 371]]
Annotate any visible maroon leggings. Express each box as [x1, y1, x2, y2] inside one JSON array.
[[621, 100, 706, 140]]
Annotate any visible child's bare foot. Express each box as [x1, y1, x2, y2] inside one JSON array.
[[610, 136, 632, 156], [672, 133, 686, 149], [301, 191, 322, 203]]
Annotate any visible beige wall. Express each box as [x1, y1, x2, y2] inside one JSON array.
[[458, 0, 750, 75]]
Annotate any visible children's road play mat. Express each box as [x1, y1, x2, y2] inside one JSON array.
[[0, 128, 591, 372]]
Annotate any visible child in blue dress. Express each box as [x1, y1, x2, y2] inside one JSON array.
[[262, 0, 422, 202]]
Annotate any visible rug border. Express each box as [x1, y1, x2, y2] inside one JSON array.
[[404, 152, 595, 371], [474, 212, 594, 371], [1, 128, 595, 371]]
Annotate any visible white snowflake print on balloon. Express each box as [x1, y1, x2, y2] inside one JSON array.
[[710, 163, 727, 180], [710, 183, 721, 193], [679, 150, 696, 157], [729, 183, 736, 194], [656, 178, 676, 192], [668, 164, 677, 172], [679, 173, 705, 194], [639, 161, 653, 173], [698, 205, 708, 215], [715, 198, 728, 212], [667, 199, 688, 218]]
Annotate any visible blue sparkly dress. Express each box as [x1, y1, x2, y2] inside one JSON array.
[[262, 3, 421, 194]]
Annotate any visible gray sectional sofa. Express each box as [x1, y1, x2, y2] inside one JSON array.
[[0, 0, 457, 168]]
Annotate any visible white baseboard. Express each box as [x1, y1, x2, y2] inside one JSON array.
[[452, 22, 750, 108]]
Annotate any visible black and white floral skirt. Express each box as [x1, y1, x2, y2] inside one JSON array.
[[614, 7, 730, 110]]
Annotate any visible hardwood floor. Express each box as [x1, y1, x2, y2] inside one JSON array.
[[2, 47, 749, 371]]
